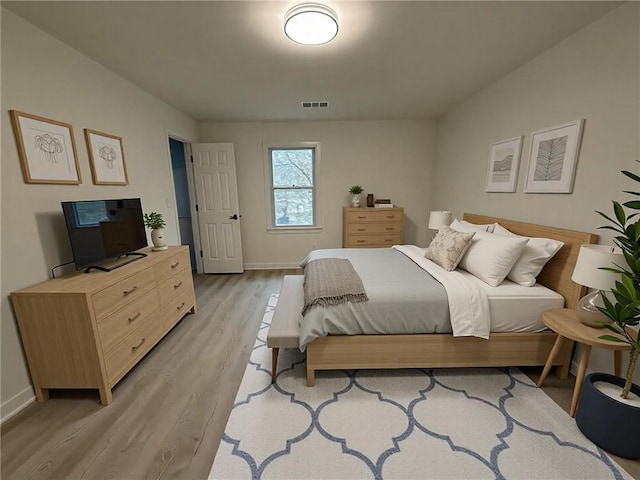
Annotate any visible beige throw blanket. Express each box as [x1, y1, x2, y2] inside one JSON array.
[[302, 258, 369, 315]]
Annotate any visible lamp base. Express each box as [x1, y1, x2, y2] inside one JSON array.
[[576, 290, 611, 328]]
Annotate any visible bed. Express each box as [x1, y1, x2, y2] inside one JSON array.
[[282, 213, 596, 386]]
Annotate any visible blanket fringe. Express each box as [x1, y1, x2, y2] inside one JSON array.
[[302, 292, 369, 316]]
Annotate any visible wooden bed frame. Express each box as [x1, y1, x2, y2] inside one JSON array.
[[304, 213, 597, 386]]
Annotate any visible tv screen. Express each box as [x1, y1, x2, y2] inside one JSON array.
[[62, 198, 147, 271]]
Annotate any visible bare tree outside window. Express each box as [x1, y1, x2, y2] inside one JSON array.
[[271, 148, 315, 226]]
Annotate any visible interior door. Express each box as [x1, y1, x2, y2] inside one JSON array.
[[191, 143, 243, 273]]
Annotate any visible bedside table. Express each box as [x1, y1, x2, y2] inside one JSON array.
[[537, 308, 631, 417]]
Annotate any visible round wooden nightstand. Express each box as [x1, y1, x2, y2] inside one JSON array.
[[537, 308, 631, 417]]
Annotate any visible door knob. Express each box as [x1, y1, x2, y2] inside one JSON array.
[[229, 214, 239, 220]]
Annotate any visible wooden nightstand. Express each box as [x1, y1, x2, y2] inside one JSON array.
[[537, 308, 631, 417]]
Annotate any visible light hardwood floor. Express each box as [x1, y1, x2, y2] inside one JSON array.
[[2, 270, 638, 479]]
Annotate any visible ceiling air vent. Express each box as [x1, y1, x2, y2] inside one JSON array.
[[302, 101, 329, 108]]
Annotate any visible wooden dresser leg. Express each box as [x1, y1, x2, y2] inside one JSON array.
[[271, 348, 279, 384], [34, 387, 49, 402], [99, 387, 113, 406]]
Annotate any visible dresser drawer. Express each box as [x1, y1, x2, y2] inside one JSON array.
[[162, 289, 196, 331], [104, 313, 163, 385], [347, 223, 402, 235], [156, 249, 190, 279], [346, 234, 402, 247], [97, 289, 160, 354], [93, 267, 157, 321], [157, 268, 194, 307], [347, 209, 403, 223]]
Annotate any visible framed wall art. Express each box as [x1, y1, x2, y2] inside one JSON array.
[[9, 110, 81, 185], [524, 119, 584, 193], [85, 129, 129, 185], [485, 136, 523, 192]]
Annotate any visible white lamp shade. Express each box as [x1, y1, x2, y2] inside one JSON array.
[[428, 211, 452, 230], [284, 4, 339, 45], [571, 244, 624, 291]]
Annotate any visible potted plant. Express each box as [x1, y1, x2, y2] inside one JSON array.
[[349, 185, 364, 208], [575, 166, 640, 459], [143, 211, 168, 251]]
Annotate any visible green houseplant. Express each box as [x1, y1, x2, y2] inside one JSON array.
[[349, 185, 364, 208], [575, 166, 640, 460], [143, 212, 168, 251], [596, 167, 640, 398]]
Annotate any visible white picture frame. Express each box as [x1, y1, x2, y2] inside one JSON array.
[[9, 110, 82, 185], [485, 136, 523, 192], [84, 129, 129, 185], [524, 119, 584, 193]]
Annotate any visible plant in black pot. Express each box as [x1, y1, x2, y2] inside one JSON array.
[[575, 166, 640, 459]]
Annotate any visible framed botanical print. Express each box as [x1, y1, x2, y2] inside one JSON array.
[[10, 110, 81, 184], [524, 119, 584, 193], [85, 129, 129, 185]]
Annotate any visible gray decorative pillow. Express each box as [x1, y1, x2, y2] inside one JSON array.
[[425, 227, 475, 271]]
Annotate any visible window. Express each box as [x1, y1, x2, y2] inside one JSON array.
[[264, 142, 321, 231]]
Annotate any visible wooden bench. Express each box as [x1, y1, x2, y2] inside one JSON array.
[[266, 275, 303, 383]]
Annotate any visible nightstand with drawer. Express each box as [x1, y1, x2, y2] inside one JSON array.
[[342, 206, 404, 248]]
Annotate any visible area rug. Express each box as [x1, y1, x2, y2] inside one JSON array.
[[209, 295, 631, 480]]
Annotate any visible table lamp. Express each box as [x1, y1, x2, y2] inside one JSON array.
[[428, 211, 452, 231], [571, 244, 624, 327]]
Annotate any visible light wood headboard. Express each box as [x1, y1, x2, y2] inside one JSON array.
[[463, 213, 598, 309]]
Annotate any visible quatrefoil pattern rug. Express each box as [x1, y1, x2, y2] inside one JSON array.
[[209, 295, 631, 480]]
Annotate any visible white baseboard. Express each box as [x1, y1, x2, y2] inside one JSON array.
[[1, 386, 35, 424], [243, 263, 301, 270]]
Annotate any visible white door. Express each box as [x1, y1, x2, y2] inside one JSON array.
[[191, 143, 243, 273]]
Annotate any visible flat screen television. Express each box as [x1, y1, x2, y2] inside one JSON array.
[[62, 198, 148, 272]]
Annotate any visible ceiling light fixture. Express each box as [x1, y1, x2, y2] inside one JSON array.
[[284, 3, 338, 45]]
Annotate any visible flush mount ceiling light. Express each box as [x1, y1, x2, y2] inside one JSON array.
[[284, 3, 338, 45]]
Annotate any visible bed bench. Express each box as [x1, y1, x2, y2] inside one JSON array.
[[266, 275, 303, 383]]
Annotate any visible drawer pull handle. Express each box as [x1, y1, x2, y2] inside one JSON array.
[[357, 228, 365, 231], [123, 286, 138, 296], [173, 281, 183, 289], [357, 240, 365, 243], [357, 216, 366, 219], [177, 302, 186, 310], [385, 227, 394, 231], [385, 239, 394, 242], [131, 338, 146, 351], [171, 262, 180, 269], [386, 216, 394, 219], [128, 312, 142, 322]]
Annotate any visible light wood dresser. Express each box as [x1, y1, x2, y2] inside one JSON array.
[[10, 246, 196, 405], [342, 206, 404, 247]]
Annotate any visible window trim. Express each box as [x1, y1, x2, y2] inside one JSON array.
[[263, 141, 322, 233]]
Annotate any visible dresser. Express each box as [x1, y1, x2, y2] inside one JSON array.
[[342, 207, 404, 247], [10, 246, 196, 405]]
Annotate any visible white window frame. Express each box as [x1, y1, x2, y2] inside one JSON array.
[[263, 141, 322, 233]]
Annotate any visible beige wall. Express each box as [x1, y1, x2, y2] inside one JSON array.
[[432, 3, 640, 378], [1, 9, 199, 414], [200, 120, 436, 267]]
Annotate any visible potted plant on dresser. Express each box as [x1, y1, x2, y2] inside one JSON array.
[[349, 185, 364, 208], [575, 166, 640, 459], [143, 211, 168, 251]]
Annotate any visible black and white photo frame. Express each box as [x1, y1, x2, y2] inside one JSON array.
[[485, 136, 523, 193], [524, 119, 584, 193]]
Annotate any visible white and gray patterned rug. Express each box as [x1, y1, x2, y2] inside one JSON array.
[[209, 295, 631, 480]]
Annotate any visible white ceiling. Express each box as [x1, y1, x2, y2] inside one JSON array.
[[3, 1, 622, 122]]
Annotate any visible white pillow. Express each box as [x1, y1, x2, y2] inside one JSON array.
[[493, 223, 564, 287], [450, 218, 496, 233], [456, 229, 529, 286]]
